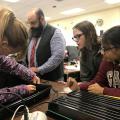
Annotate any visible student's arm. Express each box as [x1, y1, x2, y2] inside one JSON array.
[[103, 87, 120, 97], [38, 29, 65, 75], [0, 85, 28, 103], [0, 55, 36, 82], [0, 84, 36, 103], [80, 60, 112, 90]]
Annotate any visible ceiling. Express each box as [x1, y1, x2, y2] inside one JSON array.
[[0, 0, 120, 22]]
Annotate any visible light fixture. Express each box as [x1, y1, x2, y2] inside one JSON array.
[[104, 0, 120, 4], [3, 0, 20, 2], [52, 5, 57, 8], [61, 8, 85, 15], [55, 0, 64, 1]]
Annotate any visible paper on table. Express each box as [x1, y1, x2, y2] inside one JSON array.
[[59, 87, 72, 94], [65, 65, 80, 71]]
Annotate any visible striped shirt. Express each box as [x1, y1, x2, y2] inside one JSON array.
[[28, 28, 66, 75]]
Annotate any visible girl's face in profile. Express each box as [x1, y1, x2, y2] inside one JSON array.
[[0, 37, 11, 55], [101, 44, 120, 61], [73, 28, 85, 49]]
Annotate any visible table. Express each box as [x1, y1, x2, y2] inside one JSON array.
[[14, 81, 66, 120], [64, 67, 80, 82]]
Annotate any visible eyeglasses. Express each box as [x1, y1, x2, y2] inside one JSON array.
[[72, 33, 83, 42], [100, 46, 117, 53]]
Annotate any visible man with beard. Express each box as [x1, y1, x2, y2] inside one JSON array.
[[26, 8, 65, 81]]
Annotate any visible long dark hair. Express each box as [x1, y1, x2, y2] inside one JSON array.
[[102, 25, 120, 48], [73, 21, 98, 50], [73, 21, 99, 61]]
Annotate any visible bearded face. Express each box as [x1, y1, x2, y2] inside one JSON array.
[[31, 21, 44, 38]]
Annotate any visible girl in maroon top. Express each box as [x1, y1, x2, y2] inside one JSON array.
[[67, 26, 120, 97], [0, 7, 40, 103]]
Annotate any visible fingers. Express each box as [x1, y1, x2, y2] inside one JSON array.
[[37, 79, 40, 84], [30, 67, 35, 72], [67, 77, 75, 87], [66, 77, 80, 91], [67, 77, 76, 83], [69, 80, 74, 87], [27, 85, 36, 93], [88, 83, 104, 95], [32, 85, 36, 91], [32, 76, 40, 84], [88, 84, 95, 91], [30, 67, 38, 73], [35, 77, 40, 84], [88, 84, 98, 93], [30, 85, 36, 90], [88, 83, 98, 91]]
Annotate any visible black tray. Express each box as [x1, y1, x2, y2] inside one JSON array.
[[0, 84, 51, 119], [47, 91, 120, 120]]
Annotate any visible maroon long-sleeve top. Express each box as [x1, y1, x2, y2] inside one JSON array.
[[80, 60, 120, 97]]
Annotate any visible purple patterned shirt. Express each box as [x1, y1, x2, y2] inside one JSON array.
[[0, 55, 36, 103]]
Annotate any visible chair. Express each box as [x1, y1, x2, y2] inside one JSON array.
[[66, 46, 79, 61]]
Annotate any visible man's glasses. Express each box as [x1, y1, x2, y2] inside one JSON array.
[[72, 33, 83, 42]]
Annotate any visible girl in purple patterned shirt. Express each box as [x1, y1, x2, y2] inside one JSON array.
[[0, 7, 40, 103]]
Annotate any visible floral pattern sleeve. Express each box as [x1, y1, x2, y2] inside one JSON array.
[[0, 85, 29, 104], [0, 55, 36, 82]]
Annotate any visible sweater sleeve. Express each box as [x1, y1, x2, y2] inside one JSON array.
[[0, 55, 36, 82], [0, 85, 29, 104], [79, 82, 91, 90], [38, 29, 65, 75], [103, 87, 120, 97]]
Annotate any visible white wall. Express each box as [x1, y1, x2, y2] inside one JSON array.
[[50, 7, 120, 46]]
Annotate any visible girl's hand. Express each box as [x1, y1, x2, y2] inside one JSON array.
[[32, 76, 40, 84], [67, 77, 80, 91], [26, 85, 36, 94], [88, 83, 104, 95]]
